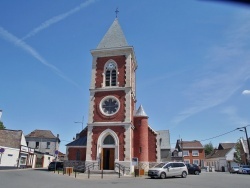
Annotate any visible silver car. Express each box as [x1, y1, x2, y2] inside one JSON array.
[[148, 162, 188, 179]]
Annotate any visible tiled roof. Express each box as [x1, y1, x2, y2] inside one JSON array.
[[218, 143, 235, 150], [66, 136, 87, 147], [206, 148, 231, 159], [177, 140, 204, 149], [0, 129, 22, 149], [97, 18, 128, 49], [25, 130, 56, 139]]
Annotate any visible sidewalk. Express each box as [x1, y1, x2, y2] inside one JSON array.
[[50, 170, 147, 180]]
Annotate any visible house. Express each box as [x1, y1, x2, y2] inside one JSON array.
[[239, 138, 250, 164], [25, 130, 60, 156], [25, 130, 61, 168], [66, 18, 170, 173], [0, 129, 35, 168], [218, 143, 235, 150], [172, 140, 205, 167], [205, 143, 236, 172], [157, 130, 171, 162]]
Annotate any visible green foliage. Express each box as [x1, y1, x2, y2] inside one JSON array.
[[0, 121, 6, 129], [234, 140, 242, 164], [204, 142, 214, 156]]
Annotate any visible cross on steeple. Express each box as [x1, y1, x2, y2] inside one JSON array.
[[115, 8, 119, 18]]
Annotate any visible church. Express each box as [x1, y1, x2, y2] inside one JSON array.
[[66, 18, 170, 173]]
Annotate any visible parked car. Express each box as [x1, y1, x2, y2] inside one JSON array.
[[229, 166, 239, 174], [238, 165, 250, 174], [148, 162, 188, 179], [48, 161, 64, 171], [185, 164, 201, 175]]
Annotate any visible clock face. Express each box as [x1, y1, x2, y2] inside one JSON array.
[[100, 96, 119, 116]]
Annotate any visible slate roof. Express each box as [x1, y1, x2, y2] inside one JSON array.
[[0, 129, 22, 149], [206, 148, 231, 159], [134, 105, 148, 117], [26, 130, 57, 139], [97, 18, 128, 49], [66, 136, 87, 147], [218, 143, 235, 150]]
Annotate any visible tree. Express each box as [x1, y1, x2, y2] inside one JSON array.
[[0, 121, 6, 129], [234, 140, 242, 164], [204, 142, 214, 156]]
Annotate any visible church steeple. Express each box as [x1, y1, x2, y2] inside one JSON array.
[[97, 18, 128, 49]]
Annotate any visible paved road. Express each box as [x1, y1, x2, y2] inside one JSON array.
[[0, 169, 249, 188]]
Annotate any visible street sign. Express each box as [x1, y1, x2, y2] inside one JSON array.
[[55, 150, 58, 155], [132, 157, 138, 166], [0, 148, 5, 153]]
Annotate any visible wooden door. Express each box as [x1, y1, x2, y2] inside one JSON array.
[[102, 148, 115, 170], [109, 148, 114, 170]]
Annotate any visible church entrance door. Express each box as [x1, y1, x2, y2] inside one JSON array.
[[102, 148, 114, 170]]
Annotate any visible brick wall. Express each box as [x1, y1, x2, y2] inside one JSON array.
[[93, 91, 126, 122], [148, 128, 157, 162], [91, 126, 125, 161], [183, 149, 205, 164], [67, 148, 86, 161], [95, 56, 126, 88]]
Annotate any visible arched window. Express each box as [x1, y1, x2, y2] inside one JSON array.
[[103, 135, 115, 145], [105, 61, 117, 87]]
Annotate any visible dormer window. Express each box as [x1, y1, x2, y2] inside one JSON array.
[[105, 61, 117, 87]]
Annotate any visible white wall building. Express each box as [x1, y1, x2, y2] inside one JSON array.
[[0, 129, 35, 168]]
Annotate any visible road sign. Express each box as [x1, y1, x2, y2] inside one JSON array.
[[55, 150, 58, 155], [0, 148, 5, 153], [132, 157, 138, 166]]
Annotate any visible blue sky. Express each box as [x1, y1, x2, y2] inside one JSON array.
[[1, 0, 250, 153]]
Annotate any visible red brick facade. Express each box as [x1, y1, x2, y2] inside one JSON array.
[[95, 56, 126, 88], [67, 148, 86, 161], [93, 91, 126, 122], [133, 117, 157, 162], [91, 126, 125, 161], [183, 149, 205, 164]]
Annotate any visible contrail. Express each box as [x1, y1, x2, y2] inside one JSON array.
[[21, 0, 97, 41], [0, 26, 82, 89]]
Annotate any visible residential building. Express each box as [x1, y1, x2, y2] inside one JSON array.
[[25, 130, 60, 156], [205, 143, 236, 172], [66, 18, 169, 173], [0, 129, 35, 168], [172, 140, 205, 167], [157, 130, 171, 161], [239, 138, 250, 164]]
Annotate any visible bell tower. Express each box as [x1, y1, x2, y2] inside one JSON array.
[[85, 18, 137, 169]]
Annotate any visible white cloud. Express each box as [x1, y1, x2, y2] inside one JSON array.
[[21, 0, 97, 41], [0, 27, 81, 89], [242, 90, 250, 95], [220, 106, 248, 126], [172, 12, 250, 124]]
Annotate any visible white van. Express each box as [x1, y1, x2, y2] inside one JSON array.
[[148, 162, 188, 179]]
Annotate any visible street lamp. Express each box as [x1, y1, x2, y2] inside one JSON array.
[[236, 125, 250, 163], [74, 116, 84, 130]]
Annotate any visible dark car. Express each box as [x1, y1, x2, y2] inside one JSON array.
[[48, 161, 64, 171], [185, 164, 201, 175]]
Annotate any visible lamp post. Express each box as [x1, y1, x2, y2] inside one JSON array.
[[236, 125, 250, 163], [74, 116, 84, 131]]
